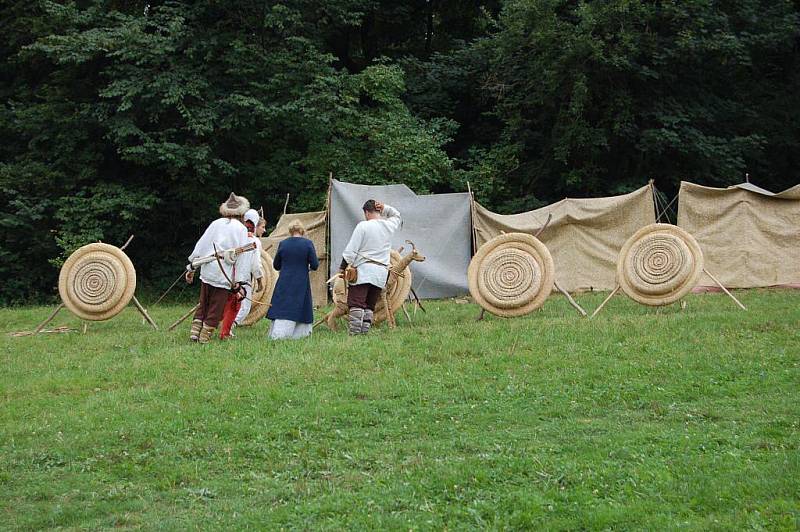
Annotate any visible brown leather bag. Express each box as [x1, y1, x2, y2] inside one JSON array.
[[343, 265, 358, 283]]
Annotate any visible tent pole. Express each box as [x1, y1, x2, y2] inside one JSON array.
[[283, 193, 290, 215], [325, 172, 333, 305], [467, 181, 478, 254], [702, 269, 747, 310]]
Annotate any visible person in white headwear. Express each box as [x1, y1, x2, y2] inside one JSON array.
[[231, 208, 266, 331], [185, 192, 252, 343]]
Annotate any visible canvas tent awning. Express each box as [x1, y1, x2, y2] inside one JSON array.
[[677, 181, 800, 288], [262, 210, 328, 307], [329, 179, 472, 299], [472, 184, 656, 292]]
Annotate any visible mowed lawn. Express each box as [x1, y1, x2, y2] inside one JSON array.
[[1, 290, 798, 530]]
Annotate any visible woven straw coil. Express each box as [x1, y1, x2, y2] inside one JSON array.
[[468, 233, 554, 317], [373, 250, 413, 324], [617, 223, 703, 306], [58, 243, 137, 321], [241, 249, 277, 326]]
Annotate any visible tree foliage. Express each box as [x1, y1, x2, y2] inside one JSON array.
[[1, 0, 798, 302]]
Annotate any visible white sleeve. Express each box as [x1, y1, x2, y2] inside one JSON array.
[[380, 204, 402, 234], [342, 224, 364, 265], [234, 226, 251, 283], [251, 239, 263, 279], [255, 237, 267, 279]]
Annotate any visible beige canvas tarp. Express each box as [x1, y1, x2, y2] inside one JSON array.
[[473, 184, 656, 292], [677, 181, 800, 288], [262, 211, 328, 306]]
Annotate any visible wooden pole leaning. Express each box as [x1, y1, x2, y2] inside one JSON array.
[[554, 280, 587, 317], [33, 303, 66, 334], [702, 269, 747, 310], [590, 286, 620, 318], [131, 295, 158, 330], [168, 304, 200, 331]]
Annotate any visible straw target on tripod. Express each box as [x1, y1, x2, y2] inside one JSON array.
[[468, 233, 555, 317], [617, 223, 703, 306], [241, 249, 277, 326], [58, 243, 137, 321]]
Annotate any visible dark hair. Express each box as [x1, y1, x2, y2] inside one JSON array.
[[362, 199, 378, 212]]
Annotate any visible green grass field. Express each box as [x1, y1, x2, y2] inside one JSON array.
[[1, 290, 799, 530]]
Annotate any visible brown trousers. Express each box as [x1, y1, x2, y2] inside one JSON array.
[[194, 282, 229, 328], [347, 283, 382, 311]]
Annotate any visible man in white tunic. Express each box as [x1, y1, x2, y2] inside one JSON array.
[[186, 192, 253, 343], [339, 200, 402, 334]]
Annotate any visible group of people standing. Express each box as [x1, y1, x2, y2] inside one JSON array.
[[185, 192, 402, 343]]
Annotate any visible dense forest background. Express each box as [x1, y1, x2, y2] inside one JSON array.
[[1, 0, 799, 303]]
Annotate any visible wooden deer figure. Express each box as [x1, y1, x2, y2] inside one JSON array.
[[377, 240, 426, 328], [322, 241, 425, 331]]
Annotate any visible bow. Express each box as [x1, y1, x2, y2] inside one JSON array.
[[213, 242, 236, 290], [212, 242, 271, 307]]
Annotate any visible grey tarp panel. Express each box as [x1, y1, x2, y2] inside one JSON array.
[[677, 181, 800, 288], [329, 179, 471, 299]]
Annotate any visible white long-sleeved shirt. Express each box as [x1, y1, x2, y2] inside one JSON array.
[[342, 204, 402, 289], [233, 234, 265, 325], [188, 218, 252, 289], [249, 234, 264, 281]]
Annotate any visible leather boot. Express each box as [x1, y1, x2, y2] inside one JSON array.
[[348, 308, 365, 335], [198, 323, 216, 344], [361, 309, 374, 334], [189, 319, 202, 342]]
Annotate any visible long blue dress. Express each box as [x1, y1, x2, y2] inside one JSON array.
[[267, 237, 319, 324]]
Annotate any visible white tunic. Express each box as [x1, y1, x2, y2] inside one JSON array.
[[188, 218, 252, 290], [234, 234, 264, 324], [342, 205, 402, 289], [249, 235, 264, 280]]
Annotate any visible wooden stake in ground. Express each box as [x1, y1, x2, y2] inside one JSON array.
[[131, 295, 158, 330], [590, 285, 620, 318], [702, 269, 747, 310], [33, 303, 65, 335], [554, 280, 587, 317], [168, 304, 200, 331]]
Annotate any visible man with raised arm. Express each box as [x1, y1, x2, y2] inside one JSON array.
[[339, 200, 402, 335]]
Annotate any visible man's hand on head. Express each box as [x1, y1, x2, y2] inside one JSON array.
[[374, 201, 384, 213]]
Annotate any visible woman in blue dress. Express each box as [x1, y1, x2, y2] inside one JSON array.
[[267, 220, 319, 339]]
